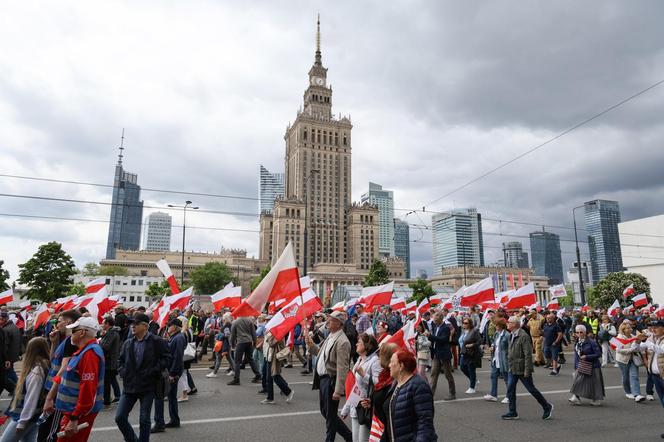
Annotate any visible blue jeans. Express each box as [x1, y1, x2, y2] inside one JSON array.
[[490, 364, 508, 398], [459, 355, 476, 389], [506, 373, 549, 415], [154, 378, 180, 427], [0, 418, 39, 442], [266, 368, 291, 401], [653, 374, 664, 408], [618, 361, 641, 395], [115, 391, 155, 442]]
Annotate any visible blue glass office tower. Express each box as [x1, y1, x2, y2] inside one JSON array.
[[529, 231, 563, 285], [394, 218, 411, 278], [584, 199, 623, 283], [432, 208, 485, 275]]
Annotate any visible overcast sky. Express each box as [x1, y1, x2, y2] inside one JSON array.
[[2, 1, 664, 283]]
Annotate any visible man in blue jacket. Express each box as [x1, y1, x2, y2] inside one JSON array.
[[152, 318, 186, 433], [427, 312, 456, 400], [115, 313, 170, 442]]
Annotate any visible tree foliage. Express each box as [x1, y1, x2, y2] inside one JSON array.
[[189, 262, 235, 294], [81, 262, 100, 276], [408, 278, 434, 303], [588, 272, 651, 309], [98, 265, 129, 276], [69, 282, 86, 296], [250, 265, 271, 292], [17, 242, 77, 302], [363, 259, 390, 287], [145, 280, 171, 300], [0, 260, 9, 291]]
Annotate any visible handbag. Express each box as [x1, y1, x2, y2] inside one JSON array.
[[577, 358, 593, 376], [633, 352, 644, 367], [183, 342, 196, 361], [356, 375, 373, 427]]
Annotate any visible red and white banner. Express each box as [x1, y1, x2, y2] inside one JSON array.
[[344, 371, 363, 410], [390, 297, 406, 311], [548, 284, 566, 299], [157, 287, 193, 327], [32, 303, 51, 329], [211, 283, 242, 311], [233, 242, 301, 317], [331, 300, 346, 312], [497, 290, 515, 305], [503, 283, 536, 310], [264, 291, 320, 341], [528, 302, 541, 312], [546, 298, 559, 310], [19, 300, 32, 311], [388, 309, 420, 355], [156, 259, 180, 294], [608, 299, 621, 317], [403, 300, 417, 314], [610, 336, 636, 350], [358, 282, 394, 311], [417, 298, 430, 315], [460, 277, 494, 307], [0, 288, 13, 305], [581, 304, 591, 312], [623, 284, 635, 298], [633, 293, 648, 308], [655, 305, 664, 318], [85, 277, 106, 294], [299, 276, 311, 293], [429, 294, 444, 306]]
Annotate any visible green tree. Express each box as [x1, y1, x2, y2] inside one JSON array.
[[250, 265, 271, 292], [97, 265, 129, 276], [145, 280, 170, 301], [189, 262, 234, 294], [81, 262, 100, 276], [556, 287, 575, 308], [363, 259, 390, 287], [69, 282, 86, 296], [588, 272, 650, 309], [0, 260, 9, 291], [17, 242, 77, 302], [408, 278, 434, 303]]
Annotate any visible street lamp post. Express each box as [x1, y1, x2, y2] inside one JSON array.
[[303, 169, 320, 276], [572, 205, 586, 305], [168, 201, 199, 285]]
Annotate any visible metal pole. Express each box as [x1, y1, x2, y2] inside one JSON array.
[[181, 203, 188, 285], [573, 206, 586, 305], [304, 184, 308, 276]]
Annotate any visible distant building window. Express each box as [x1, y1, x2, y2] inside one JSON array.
[[105, 278, 111, 285], [138, 280, 143, 286], [116, 280, 121, 285], [131, 280, 136, 286], [129, 296, 135, 302], [140, 270, 147, 276]]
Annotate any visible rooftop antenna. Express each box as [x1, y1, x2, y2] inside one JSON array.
[[117, 128, 125, 166], [314, 14, 322, 66]]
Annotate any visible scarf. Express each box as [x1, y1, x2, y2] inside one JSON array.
[[374, 368, 393, 391]]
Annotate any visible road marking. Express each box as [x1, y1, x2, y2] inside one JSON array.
[[91, 383, 637, 432]]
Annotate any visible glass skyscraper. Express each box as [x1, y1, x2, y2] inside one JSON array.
[[360, 182, 395, 256], [105, 153, 143, 259], [394, 218, 410, 278], [432, 208, 484, 275], [584, 199, 623, 283], [143, 211, 172, 252], [502, 241, 529, 268], [259, 165, 285, 214], [529, 231, 563, 285]]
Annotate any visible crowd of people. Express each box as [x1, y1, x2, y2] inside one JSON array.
[[0, 298, 661, 441]]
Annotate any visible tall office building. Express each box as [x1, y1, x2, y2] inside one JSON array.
[[106, 135, 143, 259], [394, 218, 410, 278], [144, 212, 172, 252], [432, 208, 484, 275], [584, 199, 623, 283], [361, 183, 395, 256], [502, 241, 529, 268], [259, 165, 285, 214], [529, 231, 563, 285]]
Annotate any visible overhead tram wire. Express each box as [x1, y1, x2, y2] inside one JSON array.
[[420, 77, 664, 210]]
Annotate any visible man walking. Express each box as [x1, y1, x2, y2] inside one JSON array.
[[306, 311, 352, 442], [502, 316, 553, 420], [152, 318, 186, 432], [428, 312, 456, 400], [227, 316, 261, 386], [0, 311, 22, 387], [100, 317, 122, 406], [527, 309, 545, 366]]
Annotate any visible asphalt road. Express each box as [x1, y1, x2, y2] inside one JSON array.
[[85, 357, 664, 442]]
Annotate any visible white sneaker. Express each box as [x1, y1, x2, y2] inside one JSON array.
[[286, 390, 295, 403], [226, 370, 235, 376], [647, 395, 655, 401], [635, 395, 646, 402], [206, 372, 217, 378], [501, 397, 509, 404], [590, 400, 602, 406], [260, 399, 275, 405], [613, 363, 619, 368], [483, 394, 497, 402], [568, 395, 581, 405], [626, 394, 635, 399], [465, 388, 476, 394]]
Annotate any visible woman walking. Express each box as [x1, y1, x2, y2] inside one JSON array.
[[362, 342, 399, 438], [260, 332, 294, 405], [569, 325, 605, 406], [415, 322, 431, 382], [597, 315, 617, 367], [484, 318, 509, 403], [459, 317, 481, 394], [615, 321, 646, 402], [1, 337, 50, 442]]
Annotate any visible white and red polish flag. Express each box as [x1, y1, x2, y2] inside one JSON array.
[[19, 300, 32, 311], [417, 298, 431, 315], [581, 304, 591, 312], [0, 288, 13, 305], [610, 335, 637, 350], [528, 302, 542, 312], [429, 293, 444, 306], [497, 290, 515, 305], [441, 298, 453, 310], [158, 287, 194, 327], [388, 309, 420, 355], [233, 242, 301, 317], [368, 415, 385, 442], [655, 305, 664, 318], [344, 370, 363, 410], [156, 259, 180, 294], [299, 276, 311, 293], [403, 300, 417, 314], [55, 295, 77, 312], [460, 277, 494, 307], [504, 283, 536, 310], [211, 283, 242, 311], [85, 277, 106, 294], [299, 289, 324, 318], [546, 298, 559, 310], [548, 284, 567, 299], [390, 297, 406, 311], [265, 297, 304, 341], [633, 293, 648, 308], [623, 284, 635, 298], [608, 299, 621, 317], [33, 303, 52, 329], [331, 300, 346, 312], [358, 282, 394, 311]]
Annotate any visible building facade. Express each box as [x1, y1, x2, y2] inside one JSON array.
[[432, 208, 484, 275], [144, 212, 172, 252], [394, 218, 411, 278], [105, 142, 143, 259], [567, 261, 592, 304], [502, 241, 529, 269], [529, 231, 563, 285], [360, 183, 395, 256], [259, 165, 285, 214], [584, 199, 624, 283]]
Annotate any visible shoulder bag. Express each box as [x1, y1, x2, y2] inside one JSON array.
[[356, 374, 373, 426]]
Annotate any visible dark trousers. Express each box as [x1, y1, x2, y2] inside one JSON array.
[[153, 377, 179, 427], [319, 375, 352, 442], [647, 372, 655, 395], [234, 342, 260, 382], [104, 369, 122, 404], [37, 409, 63, 442], [460, 355, 477, 389], [507, 373, 549, 415], [261, 358, 269, 391], [266, 367, 291, 401], [0, 368, 16, 396], [653, 374, 664, 408], [115, 391, 155, 442]]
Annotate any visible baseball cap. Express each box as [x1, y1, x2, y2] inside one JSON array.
[[66, 317, 100, 333], [328, 311, 347, 323], [131, 313, 150, 325], [167, 318, 183, 328]]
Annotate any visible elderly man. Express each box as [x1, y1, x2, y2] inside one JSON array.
[[637, 320, 664, 438], [152, 318, 186, 433], [227, 316, 262, 386], [502, 316, 553, 421], [0, 311, 22, 388], [427, 312, 456, 400], [54, 316, 105, 441], [306, 311, 352, 442]]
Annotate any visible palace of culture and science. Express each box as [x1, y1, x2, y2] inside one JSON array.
[[259, 18, 405, 298]]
